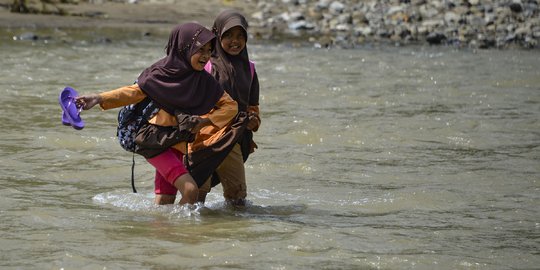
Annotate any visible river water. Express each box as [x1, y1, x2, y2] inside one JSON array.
[[0, 33, 539, 269]]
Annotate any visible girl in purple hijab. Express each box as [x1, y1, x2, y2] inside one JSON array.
[[195, 10, 261, 206], [137, 23, 223, 116], [76, 23, 238, 205]]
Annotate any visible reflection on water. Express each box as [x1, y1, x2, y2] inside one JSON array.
[[0, 35, 539, 269]]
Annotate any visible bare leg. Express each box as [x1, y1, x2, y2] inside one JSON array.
[[153, 174, 197, 205], [174, 173, 199, 205], [197, 191, 208, 204], [154, 194, 176, 205], [153, 170, 176, 205]]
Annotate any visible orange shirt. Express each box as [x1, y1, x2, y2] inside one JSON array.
[[98, 84, 238, 154]]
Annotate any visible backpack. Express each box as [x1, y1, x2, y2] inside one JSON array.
[[204, 60, 255, 80], [117, 97, 160, 152], [116, 97, 159, 193]]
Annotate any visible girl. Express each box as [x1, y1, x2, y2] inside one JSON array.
[[193, 10, 261, 206], [76, 23, 238, 205]]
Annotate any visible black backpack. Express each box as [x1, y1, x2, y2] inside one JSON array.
[[116, 97, 159, 192], [117, 97, 160, 152]]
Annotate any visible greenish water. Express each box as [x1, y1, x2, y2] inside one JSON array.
[[0, 33, 539, 269]]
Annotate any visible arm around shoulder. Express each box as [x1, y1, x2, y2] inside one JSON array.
[[205, 92, 238, 129]]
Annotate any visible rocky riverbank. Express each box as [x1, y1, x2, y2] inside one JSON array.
[[1, 0, 539, 49], [1, 0, 245, 28], [248, 0, 540, 49]]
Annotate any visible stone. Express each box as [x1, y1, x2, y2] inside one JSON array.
[[354, 26, 373, 36], [13, 32, 39, 41], [335, 24, 350, 31], [426, 32, 447, 44], [329, 1, 346, 14], [444, 11, 460, 24], [244, 0, 539, 49], [509, 3, 523, 13], [288, 20, 316, 30]]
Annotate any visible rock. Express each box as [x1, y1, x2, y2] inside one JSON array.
[[387, 5, 405, 15], [419, 5, 439, 19], [524, 36, 538, 48], [352, 10, 368, 25], [334, 24, 350, 31], [13, 32, 39, 41], [245, 0, 539, 49], [515, 25, 530, 36], [354, 26, 373, 36], [308, 7, 324, 20], [509, 3, 523, 13], [337, 13, 352, 24], [289, 20, 316, 30], [421, 19, 444, 29], [316, 0, 332, 9], [444, 11, 460, 24], [426, 32, 446, 44], [329, 1, 345, 14], [251, 11, 264, 21], [533, 26, 540, 38]]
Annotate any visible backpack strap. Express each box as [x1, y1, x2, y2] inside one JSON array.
[[131, 100, 159, 193], [204, 60, 255, 79], [204, 61, 212, 74], [130, 153, 137, 193], [249, 61, 255, 79]]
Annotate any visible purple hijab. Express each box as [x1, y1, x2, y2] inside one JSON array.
[[138, 23, 223, 115], [210, 10, 259, 111]]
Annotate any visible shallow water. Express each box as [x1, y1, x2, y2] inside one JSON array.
[[0, 34, 539, 269]]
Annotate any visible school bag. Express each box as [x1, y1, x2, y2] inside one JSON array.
[[117, 97, 160, 152], [116, 97, 159, 192], [204, 60, 255, 79]]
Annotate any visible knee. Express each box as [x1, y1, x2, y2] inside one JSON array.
[[184, 185, 198, 204], [184, 183, 198, 198], [174, 174, 199, 204]]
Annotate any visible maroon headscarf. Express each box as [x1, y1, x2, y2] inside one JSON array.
[[138, 23, 223, 115], [211, 10, 259, 111], [187, 12, 262, 186]]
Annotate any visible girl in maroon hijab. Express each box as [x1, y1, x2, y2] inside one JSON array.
[[195, 10, 261, 206], [76, 23, 238, 205]]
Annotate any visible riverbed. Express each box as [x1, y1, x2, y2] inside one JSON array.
[[0, 36, 539, 269]]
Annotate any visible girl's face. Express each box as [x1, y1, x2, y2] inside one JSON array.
[[220, 26, 246, 56], [190, 42, 212, 71]]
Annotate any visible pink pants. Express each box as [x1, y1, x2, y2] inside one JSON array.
[[146, 148, 189, 195]]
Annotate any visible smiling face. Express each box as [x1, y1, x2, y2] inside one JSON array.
[[190, 42, 212, 71], [220, 26, 246, 56]]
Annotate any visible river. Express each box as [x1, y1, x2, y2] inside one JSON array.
[[0, 35, 539, 269]]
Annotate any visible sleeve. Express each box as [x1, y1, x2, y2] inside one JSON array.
[[203, 92, 238, 129], [189, 92, 239, 151], [98, 84, 147, 110]]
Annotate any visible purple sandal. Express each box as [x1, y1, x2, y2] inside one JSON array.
[[59, 86, 85, 130]]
